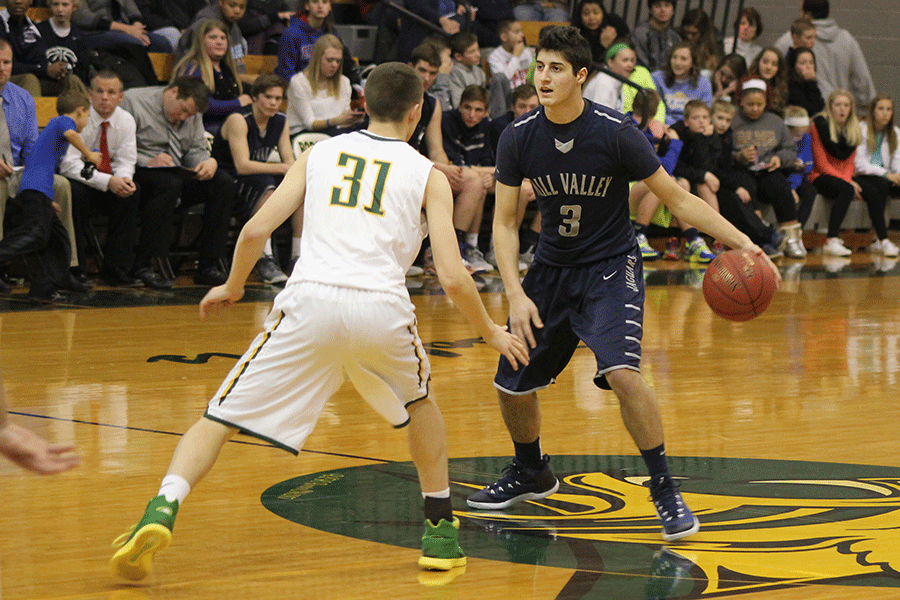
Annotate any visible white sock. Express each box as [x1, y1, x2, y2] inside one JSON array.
[[263, 238, 274, 257], [466, 233, 479, 248], [422, 487, 450, 499], [158, 474, 191, 504], [292, 237, 302, 259]]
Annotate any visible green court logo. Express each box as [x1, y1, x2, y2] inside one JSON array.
[[261, 456, 900, 598]]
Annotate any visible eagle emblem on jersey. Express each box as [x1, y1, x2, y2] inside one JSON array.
[[554, 138, 574, 154]]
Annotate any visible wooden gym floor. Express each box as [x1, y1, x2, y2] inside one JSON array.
[[1, 250, 899, 600]]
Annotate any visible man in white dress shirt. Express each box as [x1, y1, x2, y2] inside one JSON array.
[[60, 69, 142, 286]]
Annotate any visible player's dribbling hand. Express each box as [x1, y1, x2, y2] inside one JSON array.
[[199, 284, 244, 320], [484, 324, 529, 371], [745, 244, 782, 289], [508, 294, 543, 349]]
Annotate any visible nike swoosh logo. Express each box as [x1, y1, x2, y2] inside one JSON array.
[[603, 271, 617, 280]]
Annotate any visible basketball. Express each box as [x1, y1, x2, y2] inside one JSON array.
[[702, 249, 776, 321]]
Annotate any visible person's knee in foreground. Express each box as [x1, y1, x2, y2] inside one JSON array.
[[110, 61, 529, 580]]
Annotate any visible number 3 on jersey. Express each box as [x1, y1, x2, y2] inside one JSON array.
[[330, 152, 392, 216]]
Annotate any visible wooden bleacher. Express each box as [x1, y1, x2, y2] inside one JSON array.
[[520, 21, 568, 47]]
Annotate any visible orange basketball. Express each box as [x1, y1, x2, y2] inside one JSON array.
[[702, 249, 776, 321]]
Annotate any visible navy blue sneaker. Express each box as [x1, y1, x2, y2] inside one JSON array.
[[467, 455, 559, 509], [649, 475, 699, 541]]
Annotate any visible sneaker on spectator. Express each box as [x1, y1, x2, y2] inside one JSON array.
[[519, 244, 536, 267], [461, 243, 493, 274], [823, 237, 852, 256], [663, 237, 680, 261], [467, 455, 559, 509], [783, 236, 807, 259], [636, 233, 659, 260], [685, 237, 715, 263], [254, 256, 288, 284], [406, 265, 425, 277], [648, 474, 700, 542], [869, 238, 900, 257]]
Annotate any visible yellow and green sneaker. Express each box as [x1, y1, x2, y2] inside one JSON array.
[[419, 517, 466, 571], [110, 495, 178, 581]]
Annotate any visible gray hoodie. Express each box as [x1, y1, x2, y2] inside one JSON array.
[[775, 18, 875, 110]]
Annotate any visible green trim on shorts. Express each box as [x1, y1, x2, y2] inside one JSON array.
[[203, 411, 299, 455]]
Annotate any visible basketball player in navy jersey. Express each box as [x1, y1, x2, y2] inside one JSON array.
[[467, 26, 780, 541]]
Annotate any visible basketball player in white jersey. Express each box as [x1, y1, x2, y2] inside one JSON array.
[[110, 62, 529, 580]]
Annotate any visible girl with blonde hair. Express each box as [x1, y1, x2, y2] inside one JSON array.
[[286, 34, 364, 136], [172, 19, 250, 134], [809, 89, 886, 256], [854, 94, 900, 256]]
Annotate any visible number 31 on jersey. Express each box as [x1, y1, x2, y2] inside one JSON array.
[[330, 152, 392, 217]]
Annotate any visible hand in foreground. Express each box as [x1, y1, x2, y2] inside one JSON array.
[[746, 243, 782, 289], [0, 423, 79, 474], [508, 294, 543, 349], [483, 324, 529, 371], [199, 284, 244, 319]]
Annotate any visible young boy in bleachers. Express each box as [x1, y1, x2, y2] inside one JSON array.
[[0, 90, 100, 300], [423, 35, 453, 111], [36, 0, 91, 95], [447, 32, 485, 109], [709, 99, 785, 257], [180, 0, 252, 84], [784, 104, 817, 225], [487, 20, 533, 118], [731, 79, 807, 258], [442, 83, 494, 272]]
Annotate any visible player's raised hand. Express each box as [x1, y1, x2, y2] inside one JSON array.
[[483, 324, 529, 370], [507, 293, 543, 349], [199, 284, 244, 319]]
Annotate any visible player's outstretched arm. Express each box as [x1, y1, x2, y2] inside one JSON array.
[[0, 379, 79, 475], [646, 167, 781, 285], [425, 169, 529, 370], [493, 181, 543, 348], [200, 148, 311, 319]]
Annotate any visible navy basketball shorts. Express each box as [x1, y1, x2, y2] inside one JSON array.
[[494, 246, 645, 393]]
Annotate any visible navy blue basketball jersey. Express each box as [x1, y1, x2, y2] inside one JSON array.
[[212, 106, 287, 175], [495, 100, 662, 266]]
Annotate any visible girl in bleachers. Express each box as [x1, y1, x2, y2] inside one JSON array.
[[679, 8, 720, 78], [173, 19, 251, 135], [285, 34, 364, 137], [722, 6, 763, 66], [711, 53, 746, 102], [583, 38, 665, 127], [854, 94, 900, 257], [571, 0, 629, 67], [651, 41, 713, 125], [809, 89, 890, 256], [733, 47, 788, 116], [787, 47, 824, 117]]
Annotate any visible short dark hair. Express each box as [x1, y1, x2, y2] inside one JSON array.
[[647, 0, 674, 9], [802, 0, 828, 19], [510, 83, 537, 104], [410, 42, 441, 69], [537, 26, 591, 76], [90, 69, 122, 90], [459, 84, 489, 106], [449, 31, 478, 57], [364, 62, 423, 123], [250, 72, 287, 98], [167, 76, 209, 113], [631, 88, 660, 124], [57, 89, 90, 115], [735, 7, 762, 38], [683, 99, 710, 119]]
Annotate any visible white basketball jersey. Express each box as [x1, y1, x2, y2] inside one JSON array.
[[292, 131, 433, 295]]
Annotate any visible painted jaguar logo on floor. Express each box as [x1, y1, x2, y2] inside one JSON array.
[[261, 456, 900, 598]]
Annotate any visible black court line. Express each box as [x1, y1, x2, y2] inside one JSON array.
[[8, 410, 396, 464]]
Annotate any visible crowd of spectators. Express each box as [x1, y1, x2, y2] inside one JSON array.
[[0, 0, 894, 300]]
